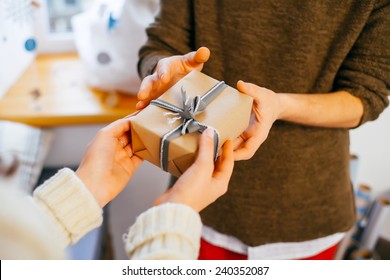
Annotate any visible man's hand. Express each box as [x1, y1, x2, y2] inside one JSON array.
[[233, 81, 282, 160], [136, 47, 210, 110], [233, 81, 365, 161]]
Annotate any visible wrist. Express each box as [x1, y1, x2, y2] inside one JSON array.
[[75, 167, 106, 208], [277, 93, 290, 121], [154, 193, 201, 213]]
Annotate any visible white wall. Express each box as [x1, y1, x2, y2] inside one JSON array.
[[350, 100, 390, 240], [0, 0, 35, 98], [44, 125, 105, 167], [350, 103, 390, 197]]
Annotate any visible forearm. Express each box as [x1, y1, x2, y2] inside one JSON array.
[[278, 91, 364, 128]]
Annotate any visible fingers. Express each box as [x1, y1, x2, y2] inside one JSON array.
[[237, 80, 247, 92], [213, 140, 234, 183], [233, 136, 260, 160], [237, 80, 259, 99], [101, 118, 131, 138], [156, 63, 172, 83], [237, 80, 267, 108], [124, 110, 141, 119], [238, 80, 275, 101], [136, 48, 210, 110], [137, 74, 154, 100], [136, 73, 159, 109], [129, 152, 143, 169], [136, 100, 148, 110], [119, 143, 142, 164], [185, 47, 210, 68], [193, 127, 216, 177], [136, 64, 174, 110], [232, 135, 245, 150]]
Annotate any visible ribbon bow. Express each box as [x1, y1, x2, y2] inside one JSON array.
[[150, 81, 227, 173]]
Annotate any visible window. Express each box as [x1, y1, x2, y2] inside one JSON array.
[[47, 0, 84, 33], [33, 0, 93, 53]]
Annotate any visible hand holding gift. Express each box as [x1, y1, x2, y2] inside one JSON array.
[[75, 115, 235, 210], [154, 128, 234, 212], [136, 47, 210, 110], [233, 81, 282, 161], [136, 47, 282, 165], [131, 70, 253, 177]]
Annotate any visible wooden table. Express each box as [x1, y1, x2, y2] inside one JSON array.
[[0, 53, 137, 127]]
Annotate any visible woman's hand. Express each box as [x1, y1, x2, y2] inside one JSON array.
[[76, 118, 143, 207], [154, 128, 234, 212], [136, 47, 210, 110]]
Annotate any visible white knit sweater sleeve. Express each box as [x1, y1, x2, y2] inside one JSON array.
[[124, 203, 202, 260], [33, 168, 103, 250]]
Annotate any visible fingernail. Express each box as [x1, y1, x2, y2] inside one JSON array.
[[136, 102, 142, 109], [204, 127, 214, 139]]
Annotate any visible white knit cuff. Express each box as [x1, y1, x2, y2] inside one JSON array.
[[124, 203, 202, 260], [33, 168, 103, 247]]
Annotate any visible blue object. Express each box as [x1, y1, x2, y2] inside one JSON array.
[[25, 38, 37, 52], [107, 12, 119, 30]]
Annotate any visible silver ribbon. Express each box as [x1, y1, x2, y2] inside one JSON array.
[[151, 81, 227, 173]]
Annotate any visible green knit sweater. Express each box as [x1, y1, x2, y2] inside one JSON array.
[[138, 0, 390, 246]]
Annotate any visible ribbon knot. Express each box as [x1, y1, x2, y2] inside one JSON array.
[[180, 87, 207, 119], [163, 87, 208, 135], [150, 80, 227, 173]]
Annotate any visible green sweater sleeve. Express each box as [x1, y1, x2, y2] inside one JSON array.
[[334, 0, 390, 125], [138, 0, 193, 78]]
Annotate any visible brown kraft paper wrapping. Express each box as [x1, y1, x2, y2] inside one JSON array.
[[131, 70, 253, 177]]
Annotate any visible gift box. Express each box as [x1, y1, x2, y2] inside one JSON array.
[[131, 70, 253, 177]]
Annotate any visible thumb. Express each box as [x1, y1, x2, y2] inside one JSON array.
[[194, 128, 216, 174], [237, 80, 258, 98], [185, 47, 210, 68]]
